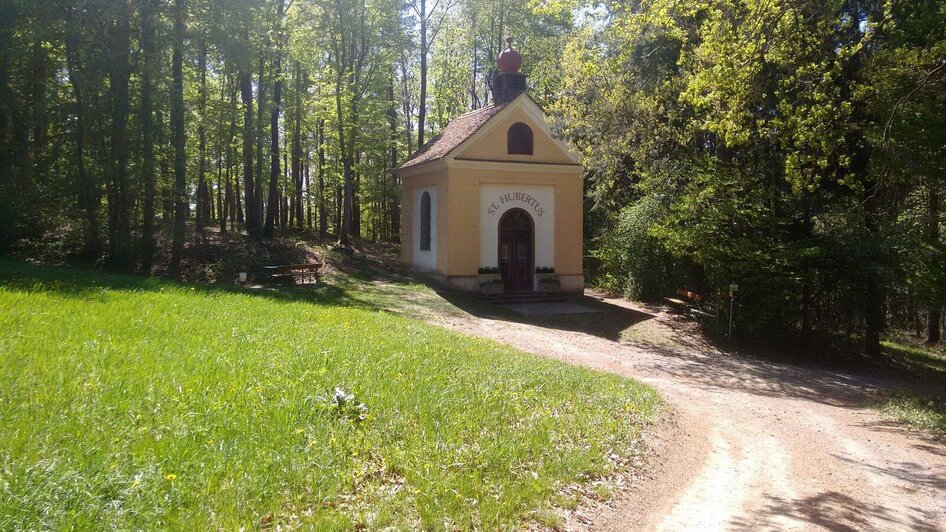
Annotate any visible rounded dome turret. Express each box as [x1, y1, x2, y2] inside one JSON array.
[[497, 37, 522, 74]]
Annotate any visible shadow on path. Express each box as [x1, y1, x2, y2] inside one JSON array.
[[438, 292, 656, 343], [435, 291, 946, 412], [730, 491, 940, 531]]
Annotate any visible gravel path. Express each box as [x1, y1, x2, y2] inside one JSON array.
[[427, 293, 946, 530]]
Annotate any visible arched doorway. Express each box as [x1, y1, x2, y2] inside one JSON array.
[[499, 208, 534, 293]]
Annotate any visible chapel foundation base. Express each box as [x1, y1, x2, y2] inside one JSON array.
[[416, 271, 585, 296]]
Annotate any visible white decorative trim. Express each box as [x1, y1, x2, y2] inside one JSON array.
[[396, 159, 447, 177], [479, 184, 555, 271], [412, 186, 437, 272], [446, 158, 583, 174]]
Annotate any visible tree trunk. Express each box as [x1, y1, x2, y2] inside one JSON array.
[[305, 148, 312, 229], [233, 75, 244, 230], [417, 0, 427, 149], [107, 0, 132, 270], [157, 110, 173, 222], [264, 0, 284, 240], [216, 153, 223, 230], [469, 13, 479, 109], [353, 153, 361, 238], [239, 65, 257, 235], [140, 0, 158, 267], [335, 70, 353, 246], [26, 38, 48, 232], [282, 194, 289, 228], [318, 118, 327, 237], [196, 37, 209, 231], [305, 138, 312, 230], [292, 64, 304, 227], [398, 55, 414, 156], [65, 11, 101, 260], [170, 0, 187, 271], [388, 75, 400, 242], [0, 6, 13, 249], [223, 160, 231, 234], [335, 184, 342, 237], [282, 149, 289, 228], [928, 179, 941, 344], [861, 163, 884, 358], [928, 310, 941, 344], [223, 74, 238, 233], [256, 56, 266, 229]]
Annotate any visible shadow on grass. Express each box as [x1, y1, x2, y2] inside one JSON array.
[[7, 259, 944, 416], [0, 258, 385, 313], [881, 341, 946, 384]]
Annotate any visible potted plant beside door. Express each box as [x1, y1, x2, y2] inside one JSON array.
[[535, 267, 560, 294], [480, 278, 505, 296], [479, 267, 504, 296]]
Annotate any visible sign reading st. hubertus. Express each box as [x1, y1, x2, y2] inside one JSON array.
[[486, 191, 546, 217]]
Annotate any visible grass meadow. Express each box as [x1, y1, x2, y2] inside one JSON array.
[[0, 260, 659, 529]]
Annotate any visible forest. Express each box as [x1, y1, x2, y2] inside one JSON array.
[[0, 0, 943, 357]]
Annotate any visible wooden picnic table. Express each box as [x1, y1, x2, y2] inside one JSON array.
[[255, 262, 322, 286]]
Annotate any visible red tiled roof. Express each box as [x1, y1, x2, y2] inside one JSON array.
[[397, 99, 513, 171]]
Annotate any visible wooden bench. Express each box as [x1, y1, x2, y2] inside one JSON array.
[[666, 288, 716, 320], [255, 262, 322, 286]]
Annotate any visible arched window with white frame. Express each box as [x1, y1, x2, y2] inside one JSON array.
[[420, 191, 432, 251]]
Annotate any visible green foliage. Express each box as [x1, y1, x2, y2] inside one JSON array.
[[882, 393, 946, 436], [559, 0, 946, 347], [592, 198, 673, 301], [907, 240, 946, 306], [0, 260, 660, 528]]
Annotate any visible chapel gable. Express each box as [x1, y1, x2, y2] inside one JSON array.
[[450, 102, 578, 165]]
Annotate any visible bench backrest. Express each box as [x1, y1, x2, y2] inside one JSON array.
[[269, 263, 321, 273], [676, 288, 704, 302]]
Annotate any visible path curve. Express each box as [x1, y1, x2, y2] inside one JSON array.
[[429, 294, 946, 531]]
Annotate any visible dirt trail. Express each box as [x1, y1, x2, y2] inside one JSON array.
[[426, 293, 946, 531]]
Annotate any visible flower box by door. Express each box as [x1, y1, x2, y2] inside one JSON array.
[[480, 275, 504, 296], [536, 275, 561, 295]]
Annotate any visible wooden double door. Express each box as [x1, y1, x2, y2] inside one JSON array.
[[499, 209, 534, 293]]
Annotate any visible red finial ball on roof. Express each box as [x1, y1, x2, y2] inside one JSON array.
[[497, 36, 522, 74]]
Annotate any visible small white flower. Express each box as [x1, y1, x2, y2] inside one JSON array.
[[332, 387, 354, 407]]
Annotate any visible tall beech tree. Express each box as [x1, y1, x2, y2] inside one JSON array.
[[411, 0, 456, 148], [170, 0, 187, 269], [197, 37, 210, 230], [264, 0, 286, 239], [64, 2, 100, 259], [239, 59, 258, 236], [140, 0, 159, 267], [106, 0, 133, 269]]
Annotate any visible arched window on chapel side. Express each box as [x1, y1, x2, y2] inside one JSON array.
[[420, 191, 431, 251]]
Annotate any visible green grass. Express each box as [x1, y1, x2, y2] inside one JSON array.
[[0, 260, 659, 529], [878, 340, 946, 437], [881, 340, 946, 383], [881, 393, 946, 436]]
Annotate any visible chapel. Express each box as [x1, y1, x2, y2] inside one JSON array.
[[397, 39, 585, 295]]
